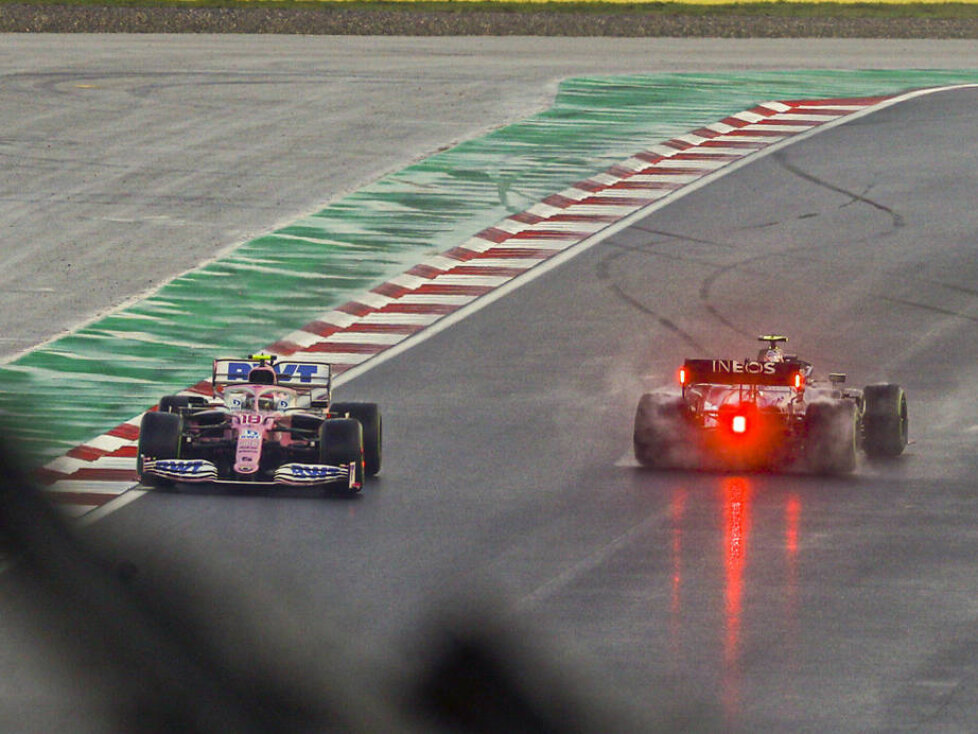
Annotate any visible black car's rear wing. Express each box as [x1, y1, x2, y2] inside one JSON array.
[[681, 359, 806, 389]]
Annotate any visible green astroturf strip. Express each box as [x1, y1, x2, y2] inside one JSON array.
[[5, 69, 978, 466]]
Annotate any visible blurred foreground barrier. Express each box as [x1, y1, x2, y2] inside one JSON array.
[[0, 429, 687, 733]]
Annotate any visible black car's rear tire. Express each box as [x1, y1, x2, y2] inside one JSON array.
[[138, 411, 182, 486], [633, 394, 690, 469], [806, 401, 857, 475], [320, 418, 364, 493], [862, 383, 908, 458], [330, 402, 382, 477]]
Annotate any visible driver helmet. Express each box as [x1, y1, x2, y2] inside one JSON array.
[[762, 348, 784, 363], [248, 366, 277, 385]]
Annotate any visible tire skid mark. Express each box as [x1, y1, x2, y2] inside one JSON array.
[[697, 239, 864, 340], [880, 296, 978, 324], [774, 150, 905, 229], [597, 248, 707, 353]]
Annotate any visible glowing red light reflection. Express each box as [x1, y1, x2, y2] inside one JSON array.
[[722, 476, 752, 720], [669, 488, 687, 667], [724, 477, 750, 662]]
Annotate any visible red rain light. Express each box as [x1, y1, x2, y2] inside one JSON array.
[[731, 414, 748, 434], [794, 372, 804, 390]]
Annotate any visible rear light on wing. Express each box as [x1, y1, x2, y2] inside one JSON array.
[[731, 414, 748, 434], [679, 366, 687, 386]]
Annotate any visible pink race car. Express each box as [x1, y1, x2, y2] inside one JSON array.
[[138, 354, 381, 494]]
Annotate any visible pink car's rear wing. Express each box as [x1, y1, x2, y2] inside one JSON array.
[[212, 357, 333, 395]]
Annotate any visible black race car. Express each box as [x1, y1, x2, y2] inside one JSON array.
[[633, 336, 908, 473], [138, 354, 381, 493]]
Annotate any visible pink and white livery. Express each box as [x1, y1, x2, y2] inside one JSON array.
[[137, 354, 381, 494]]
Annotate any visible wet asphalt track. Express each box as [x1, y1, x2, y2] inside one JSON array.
[[5, 38, 978, 733], [91, 87, 978, 732]]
